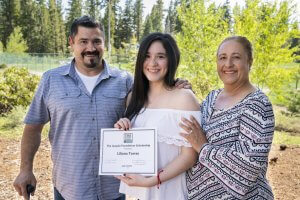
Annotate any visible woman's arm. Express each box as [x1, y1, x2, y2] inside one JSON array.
[[182, 95, 275, 198], [116, 146, 198, 187], [116, 89, 199, 187]]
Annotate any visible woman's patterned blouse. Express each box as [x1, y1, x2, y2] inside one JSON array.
[[186, 89, 274, 200]]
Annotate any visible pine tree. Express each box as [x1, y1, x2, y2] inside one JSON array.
[[65, 0, 82, 38], [0, 0, 21, 48], [165, 0, 177, 34], [133, 0, 143, 42], [6, 26, 28, 53], [19, 0, 39, 52], [56, 0, 67, 53], [0, 41, 3, 52], [151, 0, 164, 32], [34, 0, 50, 52], [114, 0, 134, 48], [84, 0, 101, 20], [221, 0, 232, 33], [103, 0, 119, 49], [142, 14, 153, 39], [48, 0, 65, 53]]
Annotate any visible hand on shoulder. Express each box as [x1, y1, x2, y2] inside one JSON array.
[[170, 88, 200, 111]]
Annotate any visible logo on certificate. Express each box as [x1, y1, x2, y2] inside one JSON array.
[[124, 132, 133, 143]]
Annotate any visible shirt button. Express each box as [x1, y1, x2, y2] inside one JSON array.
[[94, 156, 97, 159], [92, 118, 95, 121], [93, 137, 96, 140]]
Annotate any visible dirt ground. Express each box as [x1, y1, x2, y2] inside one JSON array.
[[0, 138, 299, 200]]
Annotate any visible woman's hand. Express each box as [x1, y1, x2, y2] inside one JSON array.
[[179, 115, 208, 153], [114, 118, 131, 130], [115, 174, 156, 187]]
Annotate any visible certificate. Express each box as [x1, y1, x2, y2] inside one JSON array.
[[99, 128, 157, 176]]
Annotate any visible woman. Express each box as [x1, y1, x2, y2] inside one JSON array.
[[114, 32, 199, 200], [180, 36, 275, 199]]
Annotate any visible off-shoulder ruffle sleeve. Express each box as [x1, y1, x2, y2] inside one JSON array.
[[133, 109, 201, 147]]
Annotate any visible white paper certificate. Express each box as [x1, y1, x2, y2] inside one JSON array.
[[99, 128, 157, 176]]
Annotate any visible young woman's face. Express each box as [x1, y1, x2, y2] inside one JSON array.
[[217, 40, 251, 88], [143, 41, 168, 84]]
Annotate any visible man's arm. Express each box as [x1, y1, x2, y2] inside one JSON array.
[[13, 124, 44, 200]]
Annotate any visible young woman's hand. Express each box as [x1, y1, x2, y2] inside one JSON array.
[[115, 174, 156, 187], [114, 118, 131, 130]]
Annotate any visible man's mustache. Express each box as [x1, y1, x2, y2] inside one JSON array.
[[81, 51, 99, 57]]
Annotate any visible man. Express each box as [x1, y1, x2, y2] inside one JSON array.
[[13, 16, 189, 200], [14, 15, 131, 200]]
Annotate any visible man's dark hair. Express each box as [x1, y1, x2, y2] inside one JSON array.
[[70, 16, 104, 39]]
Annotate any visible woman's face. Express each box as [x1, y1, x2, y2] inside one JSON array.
[[143, 41, 168, 84], [217, 40, 251, 88]]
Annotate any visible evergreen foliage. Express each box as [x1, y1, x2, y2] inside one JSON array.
[[165, 0, 181, 34], [114, 0, 134, 49], [142, 15, 153, 39], [133, 0, 143, 42], [103, 0, 119, 49], [6, 26, 28, 53], [19, 0, 36, 52], [84, 0, 101, 20], [0, 0, 20, 48], [0, 41, 3, 52], [65, 0, 82, 38], [150, 0, 164, 32], [35, 0, 51, 53]]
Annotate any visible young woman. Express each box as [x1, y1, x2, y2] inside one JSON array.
[[114, 32, 199, 200]]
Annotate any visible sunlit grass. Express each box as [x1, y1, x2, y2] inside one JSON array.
[[273, 131, 300, 146]]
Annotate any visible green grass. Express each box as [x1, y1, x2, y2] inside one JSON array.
[[274, 107, 300, 133], [0, 119, 49, 140], [0, 122, 24, 139], [273, 131, 300, 146], [0, 106, 49, 139]]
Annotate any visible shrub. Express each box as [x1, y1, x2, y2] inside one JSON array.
[[2, 105, 26, 129], [286, 89, 300, 115], [0, 64, 7, 69], [0, 67, 40, 115], [274, 106, 300, 133]]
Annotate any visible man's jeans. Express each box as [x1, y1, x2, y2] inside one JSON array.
[[54, 187, 126, 200]]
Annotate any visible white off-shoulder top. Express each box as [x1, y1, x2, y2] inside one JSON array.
[[119, 108, 201, 200]]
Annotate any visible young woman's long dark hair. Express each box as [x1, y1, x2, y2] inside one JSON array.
[[125, 32, 180, 120]]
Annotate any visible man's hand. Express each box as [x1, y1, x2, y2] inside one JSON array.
[[175, 78, 192, 89], [13, 171, 36, 200]]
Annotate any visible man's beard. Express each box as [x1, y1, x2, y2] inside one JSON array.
[[82, 51, 100, 68]]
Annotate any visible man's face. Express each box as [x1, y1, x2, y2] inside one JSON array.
[[69, 26, 105, 70]]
